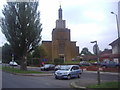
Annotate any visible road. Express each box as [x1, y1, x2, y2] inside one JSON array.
[[2, 70, 118, 88], [0, 65, 2, 90], [2, 71, 77, 88]]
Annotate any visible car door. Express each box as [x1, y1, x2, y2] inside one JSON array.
[[50, 64, 55, 70], [70, 66, 78, 77], [74, 66, 80, 77]]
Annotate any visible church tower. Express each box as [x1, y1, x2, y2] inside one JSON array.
[[52, 6, 79, 61], [42, 6, 79, 62]]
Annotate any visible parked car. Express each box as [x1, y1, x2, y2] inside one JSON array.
[[91, 62, 101, 66], [9, 61, 18, 66], [54, 65, 82, 79], [54, 65, 61, 71], [0, 61, 2, 64], [40, 64, 55, 71], [100, 61, 120, 68], [79, 61, 91, 66]]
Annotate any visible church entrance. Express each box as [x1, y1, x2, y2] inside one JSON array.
[[59, 54, 65, 62]]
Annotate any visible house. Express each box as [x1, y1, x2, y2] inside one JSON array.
[[109, 37, 120, 63], [0, 47, 2, 61], [99, 49, 112, 62]]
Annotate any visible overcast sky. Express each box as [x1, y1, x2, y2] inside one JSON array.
[[0, 0, 119, 53]]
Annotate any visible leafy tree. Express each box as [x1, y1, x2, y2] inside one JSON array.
[[2, 43, 12, 63], [32, 45, 47, 65], [32, 45, 46, 58], [1, 2, 42, 70], [26, 52, 33, 66], [54, 58, 64, 65], [80, 47, 92, 56]]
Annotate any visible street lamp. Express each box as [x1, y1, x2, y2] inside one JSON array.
[[111, 12, 120, 63], [111, 12, 120, 38], [91, 41, 101, 85]]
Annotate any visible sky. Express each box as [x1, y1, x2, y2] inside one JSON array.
[[0, 0, 120, 53]]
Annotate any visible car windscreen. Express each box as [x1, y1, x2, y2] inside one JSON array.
[[59, 66, 71, 70], [44, 64, 51, 67]]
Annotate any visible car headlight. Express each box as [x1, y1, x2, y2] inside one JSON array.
[[55, 72, 57, 75], [63, 72, 69, 75]]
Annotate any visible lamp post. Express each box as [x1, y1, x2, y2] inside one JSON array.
[[91, 41, 101, 85], [111, 12, 120, 38], [111, 12, 120, 62], [111, 12, 120, 90], [12, 53, 14, 74], [111, 12, 120, 86]]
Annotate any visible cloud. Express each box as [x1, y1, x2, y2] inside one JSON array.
[[0, 0, 119, 52], [83, 11, 105, 22]]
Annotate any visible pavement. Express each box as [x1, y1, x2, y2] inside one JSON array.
[[83, 70, 119, 75], [70, 79, 99, 90], [70, 70, 119, 89], [13, 73, 54, 77]]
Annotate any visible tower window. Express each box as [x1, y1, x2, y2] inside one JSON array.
[[59, 40, 65, 54]]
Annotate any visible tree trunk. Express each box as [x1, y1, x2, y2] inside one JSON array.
[[20, 55, 27, 70]]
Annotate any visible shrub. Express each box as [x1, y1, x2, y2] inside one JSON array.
[[54, 58, 64, 65]]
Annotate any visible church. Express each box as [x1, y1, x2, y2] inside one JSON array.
[[42, 6, 79, 62]]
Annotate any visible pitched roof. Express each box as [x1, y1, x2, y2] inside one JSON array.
[[109, 37, 120, 46]]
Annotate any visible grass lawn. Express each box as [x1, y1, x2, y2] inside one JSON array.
[[87, 82, 120, 88], [2, 66, 44, 74], [46, 60, 80, 65], [0, 65, 2, 70], [64, 61, 80, 64]]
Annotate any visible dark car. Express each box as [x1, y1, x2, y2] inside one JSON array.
[[79, 61, 91, 66], [40, 64, 55, 71], [100, 61, 120, 68]]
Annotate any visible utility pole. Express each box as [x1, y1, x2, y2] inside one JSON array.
[[111, 12, 120, 38], [111, 11, 120, 89], [91, 41, 101, 85]]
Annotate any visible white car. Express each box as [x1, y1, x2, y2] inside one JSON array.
[[9, 61, 18, 66], [0, 61, 2, 64], [54, 65, 82, 79]]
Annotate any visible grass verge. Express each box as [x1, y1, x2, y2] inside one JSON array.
[[87, 82, 120, 88], [0, 65, 2, 70], [64, 61, 80, 64], [46, 61, 80, 65], [2, 66, 44, 74]]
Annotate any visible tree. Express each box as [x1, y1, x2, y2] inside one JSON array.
[[31, 45, 47, 66], [54, 58, 64, 65], [2, 43, 12, 63], [32, 45, 46, 58], [80, 47, 92, 56], [1, 1, 42, 70]]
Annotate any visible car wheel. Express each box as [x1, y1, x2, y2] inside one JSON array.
[[116, 65, 119, 68], [67, 75, 71, 80], [55, 76, 58, 79], [102, 65, 106, 68], [78, 74, 81, 78]]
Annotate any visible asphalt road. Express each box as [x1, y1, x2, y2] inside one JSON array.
[[2, 70, 118, 88], [0, 68, 2, 89]]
